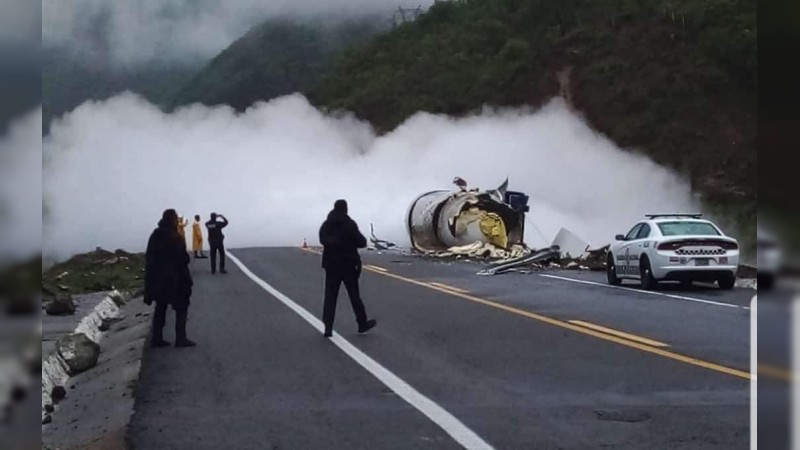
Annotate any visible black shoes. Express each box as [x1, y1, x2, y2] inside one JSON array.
[[220, 269, 228, 274], [151, 339, 171, 348], [358, 319, 377, 334], [323, 319, 376, 337], [153, 338, 196, 348]]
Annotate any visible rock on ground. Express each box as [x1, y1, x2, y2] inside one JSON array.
[[56, 333, 100, 375]]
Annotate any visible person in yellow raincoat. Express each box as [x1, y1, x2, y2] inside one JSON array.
[[191, 215, 207, 259], [176, 215, 188, 246]]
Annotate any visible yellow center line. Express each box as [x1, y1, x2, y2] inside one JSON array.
[[364, 264, 389, 273], [568, 320, 669, 348], [361, 266, 751, 380], [300, 248, 752, 380], [428, 282, 470, 293]]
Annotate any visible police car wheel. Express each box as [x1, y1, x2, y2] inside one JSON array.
[[718, 274, 735, 290], [606, 255, 622, 285], [639, 257, 658, 290]]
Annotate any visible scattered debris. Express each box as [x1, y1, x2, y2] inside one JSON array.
[[578, 245, 610, 271], [56, 333, 101, 375], [42, 414, 53, 424], [45, 404, 55, 413], [369, 224, 397, 250], [58, 284, 70, 291], [477, 245, 561, 275], [438, 242, 530, 260], [55, 271, 70, 281], [552, 228, 591, 259], [46, 294, 76, 316]]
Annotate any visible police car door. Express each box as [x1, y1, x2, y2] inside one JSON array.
[[628, 223, 652, 277], [620, 223, 643, 277]]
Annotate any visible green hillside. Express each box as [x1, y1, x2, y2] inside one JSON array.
[[171, 17, 386, 111]]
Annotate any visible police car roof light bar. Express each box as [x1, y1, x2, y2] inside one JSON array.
[[644, 213, 703, 219]]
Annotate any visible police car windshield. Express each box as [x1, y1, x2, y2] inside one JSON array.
[[657, 221, 720, 236]]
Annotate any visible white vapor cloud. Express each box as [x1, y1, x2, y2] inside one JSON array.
[[43, 93, 700, 261], [43, 0, 432, 67], [0, 109, 42, 266]]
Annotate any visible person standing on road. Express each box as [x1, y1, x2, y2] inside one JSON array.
[[318, 199, 377, 338], [176, 215, 188, 247], [144, 209, 196, 348], [192, 215, 207, 259], [206, 212, 229, 274]]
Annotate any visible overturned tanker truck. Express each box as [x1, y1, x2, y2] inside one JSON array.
[[406, 179, 530, 253]]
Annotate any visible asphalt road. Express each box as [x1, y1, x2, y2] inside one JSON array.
[[128, 247, 753, 449]]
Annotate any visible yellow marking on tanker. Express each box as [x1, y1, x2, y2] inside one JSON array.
[[568, 320, 669, 348]]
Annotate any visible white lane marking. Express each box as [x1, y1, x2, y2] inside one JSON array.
[[539, 274, 749, 310], [227, 251, 495, 450]]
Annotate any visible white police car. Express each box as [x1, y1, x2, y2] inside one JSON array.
[[607, 214, 739, 290]]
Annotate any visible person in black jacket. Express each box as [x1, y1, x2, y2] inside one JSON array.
[[205, 212, 229, 274], [318, 200, 377, 338], [144, 209, 196, 347]]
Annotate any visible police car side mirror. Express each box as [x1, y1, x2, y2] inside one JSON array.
[[615, 234, 626, 241]]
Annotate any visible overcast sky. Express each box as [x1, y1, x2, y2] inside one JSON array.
[[0, 0, 40, 51]]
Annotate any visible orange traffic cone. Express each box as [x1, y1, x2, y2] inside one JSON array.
[[302, 238, 308, 249]]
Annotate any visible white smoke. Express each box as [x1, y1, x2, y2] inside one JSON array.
[[43, 0, 432, 67], [43, 93, 700, 261], [0, 109, 42, 266]]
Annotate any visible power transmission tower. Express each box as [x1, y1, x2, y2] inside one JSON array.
[[392, 5, 423, 27]]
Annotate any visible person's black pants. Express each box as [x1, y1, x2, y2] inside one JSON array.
[[210, 242, 225, 272], [323, 264, 368, 330], [152, 302, 189, 342]]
